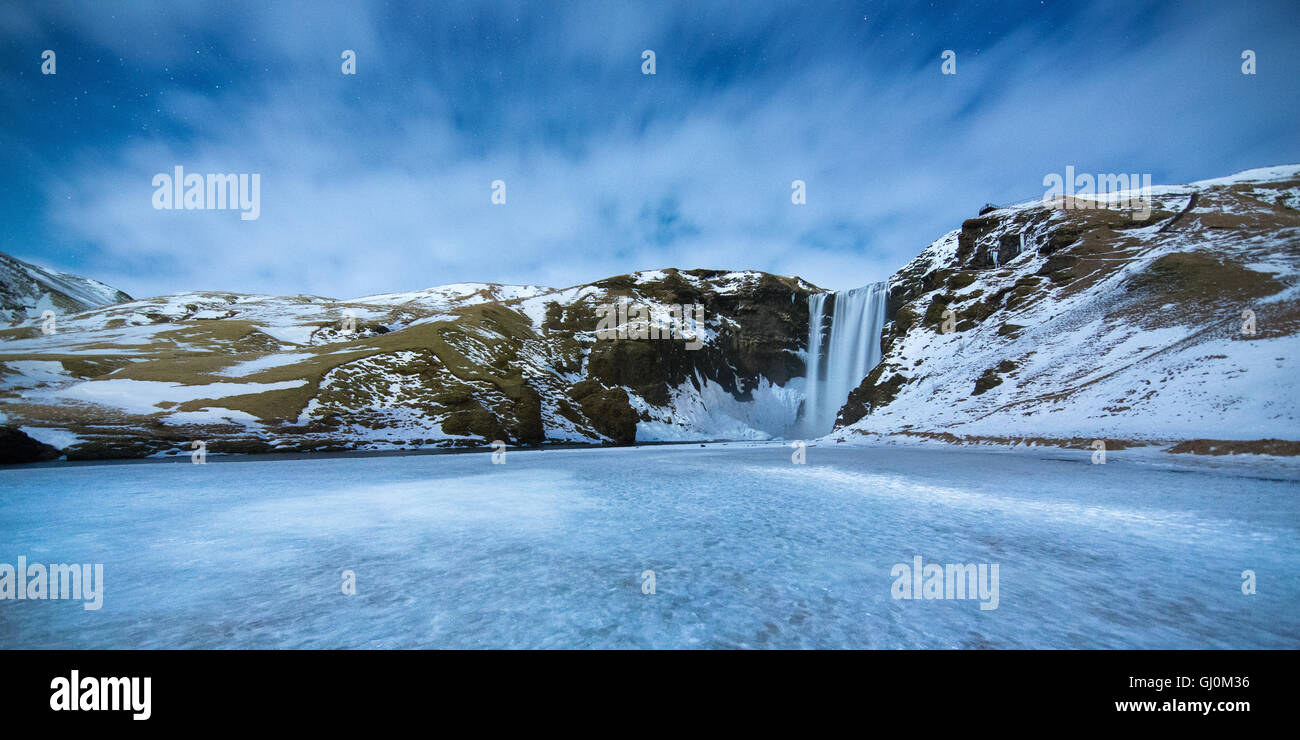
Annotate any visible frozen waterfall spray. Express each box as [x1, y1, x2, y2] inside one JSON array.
[[802, 282, 889, 436]]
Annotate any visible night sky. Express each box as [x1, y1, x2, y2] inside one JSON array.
[[2, 0, 1297, 298]]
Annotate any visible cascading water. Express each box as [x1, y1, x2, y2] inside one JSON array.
[[802, 282, 889, 437]]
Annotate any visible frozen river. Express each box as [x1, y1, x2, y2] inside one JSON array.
[[2, 442, 1297, 648]]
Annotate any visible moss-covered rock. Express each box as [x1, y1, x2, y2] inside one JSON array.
[[1038, 254, 1079, 276], [947, 272, 977, 290], [923, 293, 957, 328], [972, 368, 1003, 395], [959, 299, 997, 324], [508, 384, 545, 444], [835, 365, 908, 427], [1128, 252, 1284, 301], [64, 438, 163, 461], [570, 383, 638, 443], [1041, 225, 1082, 255], [957, 216, 1000, 262], [441, 404, 507, 442], [972, 360, 1018, 395]]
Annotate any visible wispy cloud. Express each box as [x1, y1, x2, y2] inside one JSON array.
[[2, 0, 1297, 298]]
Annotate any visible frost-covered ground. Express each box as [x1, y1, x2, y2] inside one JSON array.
[[2, 443, 1296, 649]]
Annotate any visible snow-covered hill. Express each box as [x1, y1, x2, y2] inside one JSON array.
[[2, 164, 1296, 462], [0, 252, 132, 325], [832, 165, 1300, 450], [0, 264, 816, 459]]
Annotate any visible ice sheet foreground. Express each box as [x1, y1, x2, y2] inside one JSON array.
[[2, 443, 1297, 649]]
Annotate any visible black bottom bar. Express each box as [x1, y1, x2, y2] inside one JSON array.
[[0, 649, 1286, 727]]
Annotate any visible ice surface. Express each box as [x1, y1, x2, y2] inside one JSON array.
[[1, 443, 1296, 648]]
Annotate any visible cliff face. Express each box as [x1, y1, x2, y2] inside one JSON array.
[[834, 165, 1300, 447], [0, 264, 818, 460], [5, 164, 1297, 463]]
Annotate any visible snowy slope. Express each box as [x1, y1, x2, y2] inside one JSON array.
[[832, 164, 1300, 447], [4, 164, 1296, 461], [0, 251, 132, 325], [0, 264, 816, 458]]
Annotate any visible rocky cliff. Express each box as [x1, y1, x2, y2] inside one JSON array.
[[4, 164, 1297, 463], [0, 261, 817, 460], [833, 165, 1300, 450]]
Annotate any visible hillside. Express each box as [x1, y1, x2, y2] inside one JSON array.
[[0, 265, 816, 460], [833, 165, 1300, 451], [0, 252, 132, 324], [3, 165, 1297, 463]]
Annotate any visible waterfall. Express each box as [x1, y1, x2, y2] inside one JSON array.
[[802, 282, 889, 437]]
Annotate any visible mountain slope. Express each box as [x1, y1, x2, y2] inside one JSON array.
[[0, 267, 816, 459], [3, 164, 1297, 462], [0, 252, 132, 324], [833, 165, 1300, 449]]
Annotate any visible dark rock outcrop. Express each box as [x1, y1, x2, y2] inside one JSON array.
[[0, 426, 61, 464]]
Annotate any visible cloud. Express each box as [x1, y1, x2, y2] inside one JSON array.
[[4, 0, 1298, 298]]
